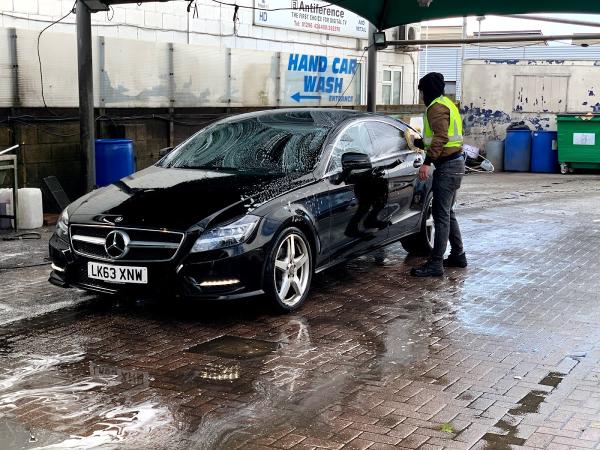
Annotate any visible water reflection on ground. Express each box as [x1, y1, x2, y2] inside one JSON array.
[[1, 194, 600, 449]]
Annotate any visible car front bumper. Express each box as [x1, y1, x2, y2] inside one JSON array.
[[49, 233, 267, 300]]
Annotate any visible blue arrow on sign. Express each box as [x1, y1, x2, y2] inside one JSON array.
[[291, 92, 322, 103]]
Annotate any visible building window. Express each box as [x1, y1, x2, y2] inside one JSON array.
[[382, 68, 403, 105], [513, 75, 569, 113], [444, 81, 457, 97]]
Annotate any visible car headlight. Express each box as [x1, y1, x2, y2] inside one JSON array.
[[191, 215, 261, 253], [55, 208, 69, 241]]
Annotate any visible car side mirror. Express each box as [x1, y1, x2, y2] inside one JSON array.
[[341, 152, 372, 172], [158, 146, 174, 157]]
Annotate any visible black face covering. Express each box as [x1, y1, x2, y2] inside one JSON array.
[[418, 72, 445, 106]]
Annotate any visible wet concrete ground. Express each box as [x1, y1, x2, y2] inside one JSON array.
[[1, 173, 600, 449]]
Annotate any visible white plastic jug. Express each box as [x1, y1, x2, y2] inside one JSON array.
[[0, 188, 43, 229], [17, 188, 43, 229]]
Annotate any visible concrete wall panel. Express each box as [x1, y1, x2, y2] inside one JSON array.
[[461, 60, 600, 148]]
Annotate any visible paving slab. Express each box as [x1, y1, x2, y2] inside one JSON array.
[[0, 173, 600, 449]]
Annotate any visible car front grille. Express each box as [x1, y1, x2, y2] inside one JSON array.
[[70, 225, 185, 262]]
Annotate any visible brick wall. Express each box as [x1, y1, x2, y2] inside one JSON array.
[[0, 125, 11, 147], [14, 121, 82, 204], [0, 107, 225, 212]]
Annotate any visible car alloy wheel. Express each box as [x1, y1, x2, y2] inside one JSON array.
[[273, 231, 311, 308], [425, 197, 435, 249]]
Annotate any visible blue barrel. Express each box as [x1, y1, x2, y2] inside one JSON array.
[[95, 139, 135, 187], [504, 130, 532, 172], [531, 131, 559, 173]]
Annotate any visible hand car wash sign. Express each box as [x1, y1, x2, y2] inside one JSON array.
[[285, 53, 360, 105]]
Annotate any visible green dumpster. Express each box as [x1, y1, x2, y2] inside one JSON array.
[[557, 114, 600, 174]]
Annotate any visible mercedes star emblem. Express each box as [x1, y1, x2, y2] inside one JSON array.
[[104, 230, 130, 259]]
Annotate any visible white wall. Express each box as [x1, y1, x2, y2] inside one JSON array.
[[0, 0, 419, 105], [461, 60, 600, 147]]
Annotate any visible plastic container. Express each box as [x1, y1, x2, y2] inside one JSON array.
[[0, 188, 13, 228], [0, 188, 43, 229], [95, 139, 136, 187], [557, 115, 600, 172], [17, 188, 43, 229], [531, 131, 559, 173], [504, 129, 532, 172], [485, 140, 504, 172]]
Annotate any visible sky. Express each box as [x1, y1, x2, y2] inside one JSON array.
[[423, 14, 600, 43]]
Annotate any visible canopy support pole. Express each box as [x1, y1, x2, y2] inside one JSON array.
[[76, 0, 96, 192], [367, 23, 377, 112]]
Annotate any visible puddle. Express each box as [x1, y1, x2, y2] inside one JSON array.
[[0, 353, 179, 450], [32, 401, 176, 449], [481, 417, 526, 449], [539, 371, 564, 388], [89, 362, 150, 387], [481, 363, 577, 450], [0, 418, 68, 450], [508, 390, 547, 415], [187, 335, 281, 360], [481, 390, 548, 450]]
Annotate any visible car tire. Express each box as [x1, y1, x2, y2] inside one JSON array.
[[264, 227, 313, 313], [400, 192, 435, 256]]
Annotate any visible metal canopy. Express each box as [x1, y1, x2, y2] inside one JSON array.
[[336, 1, 600, 29]]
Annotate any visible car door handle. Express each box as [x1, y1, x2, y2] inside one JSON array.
[[413, 158, 423, 168]]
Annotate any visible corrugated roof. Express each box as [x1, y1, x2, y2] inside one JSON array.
[[465, 45, 600, 60], [419, 47, 463, 99]]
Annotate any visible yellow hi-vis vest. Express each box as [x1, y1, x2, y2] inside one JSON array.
[[423, 96, 463, 150]]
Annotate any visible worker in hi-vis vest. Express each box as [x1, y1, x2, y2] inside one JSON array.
[[411, 72, 467, 278]]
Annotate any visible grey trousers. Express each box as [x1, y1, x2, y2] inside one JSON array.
[[430, 157, 465, 263]]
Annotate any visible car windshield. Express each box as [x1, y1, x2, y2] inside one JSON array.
[[159, 113, 331, 175]]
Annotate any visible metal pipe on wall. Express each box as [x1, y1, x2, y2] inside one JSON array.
[[76, 0, 96, 192], [506, 14, 600, 28], [387, 32, 600, 47]]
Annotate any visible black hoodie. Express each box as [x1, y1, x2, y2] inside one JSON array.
[[418, 72, 445, 107]]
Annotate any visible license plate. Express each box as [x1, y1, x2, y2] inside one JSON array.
[[87, 262, 148, 284]]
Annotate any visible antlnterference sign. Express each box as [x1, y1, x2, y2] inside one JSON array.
[[253, 0, 369, 39]]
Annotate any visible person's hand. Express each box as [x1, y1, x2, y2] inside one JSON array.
[[418, 164, 430, 181]]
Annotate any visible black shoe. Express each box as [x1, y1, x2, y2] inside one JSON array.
[[410, 261, 444, 277], [443, 252, 468, 268]]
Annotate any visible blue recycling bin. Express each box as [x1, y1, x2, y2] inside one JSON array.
[[531, 131, 559, 173], [504, 129, 532, 172], [95, 139, 136, 187]]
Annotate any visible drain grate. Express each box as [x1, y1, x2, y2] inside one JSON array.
[[187, 335, 281, 360]]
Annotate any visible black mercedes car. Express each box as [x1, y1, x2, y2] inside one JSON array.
[[49, 109, 434, 311]]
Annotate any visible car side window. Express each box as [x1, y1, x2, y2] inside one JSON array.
[[327, 122, 374, 173], [366, 122, 408, 162]]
